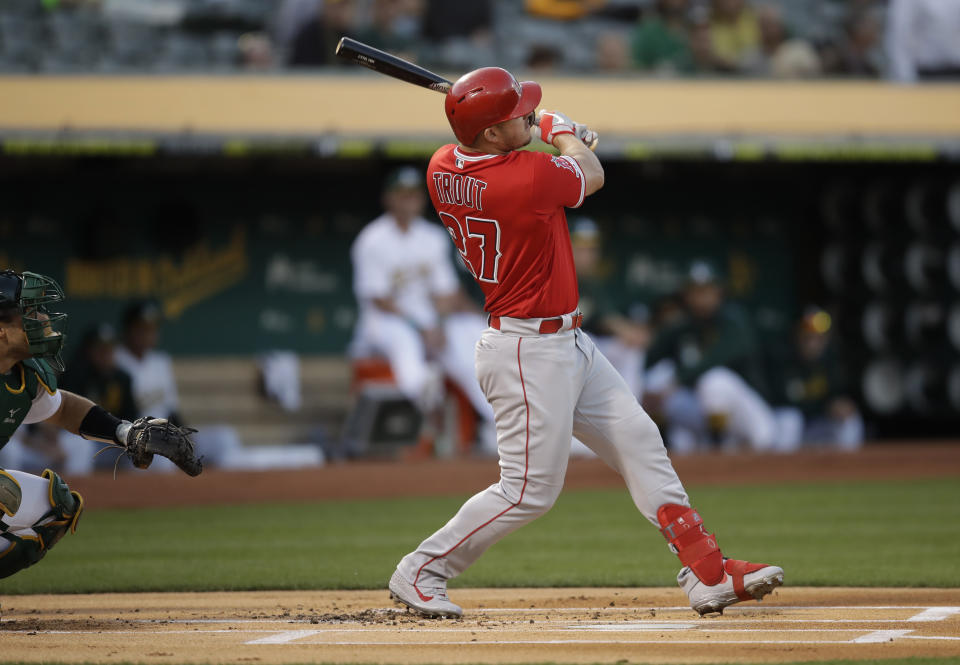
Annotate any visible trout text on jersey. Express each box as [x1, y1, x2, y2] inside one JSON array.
[[432, 172, 489, 211]]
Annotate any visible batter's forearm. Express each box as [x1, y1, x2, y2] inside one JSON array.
[[554, 135, 604, 195]]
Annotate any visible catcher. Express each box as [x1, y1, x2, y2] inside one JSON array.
[[0, 269, 202, 579]]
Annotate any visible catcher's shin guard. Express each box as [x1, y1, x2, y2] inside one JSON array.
[[657, 504, 724, 585], [0, 533, 45, 578], [35, 469, 84, 549], [0, 470, 83, 579], [0, 470, 22, 516]]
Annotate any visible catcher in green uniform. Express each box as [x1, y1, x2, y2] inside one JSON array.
[[0, 269, 202, 579]]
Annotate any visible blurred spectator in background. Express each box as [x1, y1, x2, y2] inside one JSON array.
[[707, 0, 761, 73], [354, 0, 420, 61], [114, 301, 182, 426], [422, 0, 492, 39], [571, 218, 650, 398], [819, 7, 884, 77], [274, 0, 324, 54], [758, 3, 821, 78], [643, 260, 777, 453], [61, 323, 138, 424], [594, 30, 632, 71], [631, 0, 695, 75], [420, 0, 493, 69], [836, 10, 883, 77], [0, 0, 899, 77], [349, 166, 496, 453], [756, 3, 786, 61], [886, 0, 960, 82], [288, 0, 357, 67], [688, 8, 718, 72], [526, 43, 564, 72], [111, 301, 200, 471], [238, 31, 275, 70], [56, 323, 138, 472], [771, 307, 864, 451]]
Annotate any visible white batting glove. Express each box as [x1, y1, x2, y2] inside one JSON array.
[[574, 123, 599, 151], [535, 110, 576, 145]]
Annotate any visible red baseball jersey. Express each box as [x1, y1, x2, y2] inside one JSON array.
[[427, 145, 586, 319]]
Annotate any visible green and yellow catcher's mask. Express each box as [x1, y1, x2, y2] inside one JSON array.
[[0, 269, 68, 371]]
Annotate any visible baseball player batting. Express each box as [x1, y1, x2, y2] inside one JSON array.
[[387, 67, 784, 618]]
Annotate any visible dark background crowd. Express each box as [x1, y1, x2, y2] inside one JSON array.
[[1, 0, 959, 81]]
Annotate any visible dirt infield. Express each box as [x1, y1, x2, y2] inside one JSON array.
[[2, 588, 960, 664], [70, 442, 960, 509]]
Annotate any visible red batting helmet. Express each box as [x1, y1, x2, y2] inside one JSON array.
[[444, 67, 542, 146]]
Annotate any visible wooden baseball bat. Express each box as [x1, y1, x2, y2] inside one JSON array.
[[335, 37, 598, 151], [335, 37, 452, 94]]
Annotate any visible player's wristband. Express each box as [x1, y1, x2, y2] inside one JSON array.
[[78, 405, 125, 444]]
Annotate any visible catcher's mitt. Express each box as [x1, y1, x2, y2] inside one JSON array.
[[125, 417, 203, 477]]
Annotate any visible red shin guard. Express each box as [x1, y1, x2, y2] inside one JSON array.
[[657, 504, 724, 585]]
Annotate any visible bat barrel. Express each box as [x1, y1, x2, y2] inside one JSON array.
[[336, 37, 452, 93]]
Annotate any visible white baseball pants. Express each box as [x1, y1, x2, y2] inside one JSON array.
[[397, 317, 689, 587], [0, 469, 56, 552], [351, 310, 494, 420]]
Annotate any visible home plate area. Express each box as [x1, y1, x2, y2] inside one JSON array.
[[2, 588, 959, 664]]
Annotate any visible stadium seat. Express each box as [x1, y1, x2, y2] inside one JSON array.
[[347, 357, 478, 459]]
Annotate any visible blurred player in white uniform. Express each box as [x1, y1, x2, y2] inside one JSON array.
[[350, 166, 495, 450], [114, 302, 181, 425]]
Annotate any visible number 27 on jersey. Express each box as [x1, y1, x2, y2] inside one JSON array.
[[439, 212, 502, 284]]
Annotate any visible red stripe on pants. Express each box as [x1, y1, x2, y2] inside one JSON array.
[[413, 338, 530, 601]]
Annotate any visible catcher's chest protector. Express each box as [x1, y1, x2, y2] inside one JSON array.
[[0, 360, 57, 449]]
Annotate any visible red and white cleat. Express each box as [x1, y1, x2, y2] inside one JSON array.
[[388, 570, 463, 618], [678, 558, 784, 616]]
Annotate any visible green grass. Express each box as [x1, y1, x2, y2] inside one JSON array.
[[2, 478, 958, 594]]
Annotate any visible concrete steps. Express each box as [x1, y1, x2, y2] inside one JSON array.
[[174, 355, 352, 446]]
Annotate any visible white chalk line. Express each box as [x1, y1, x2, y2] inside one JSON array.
[[478, 605, 957, 612], [5, 605, 957, 649], [5, 629, 944, 647], [0, 626, 897, 635], [3, 629, 275, 636], [909, 607, 960, 622], [118, 617, 953, 626], [255, 639, 879, 646], [247, 630, 323, 644], [852, 630, 915, 643], [902, 634, 960, 641]]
